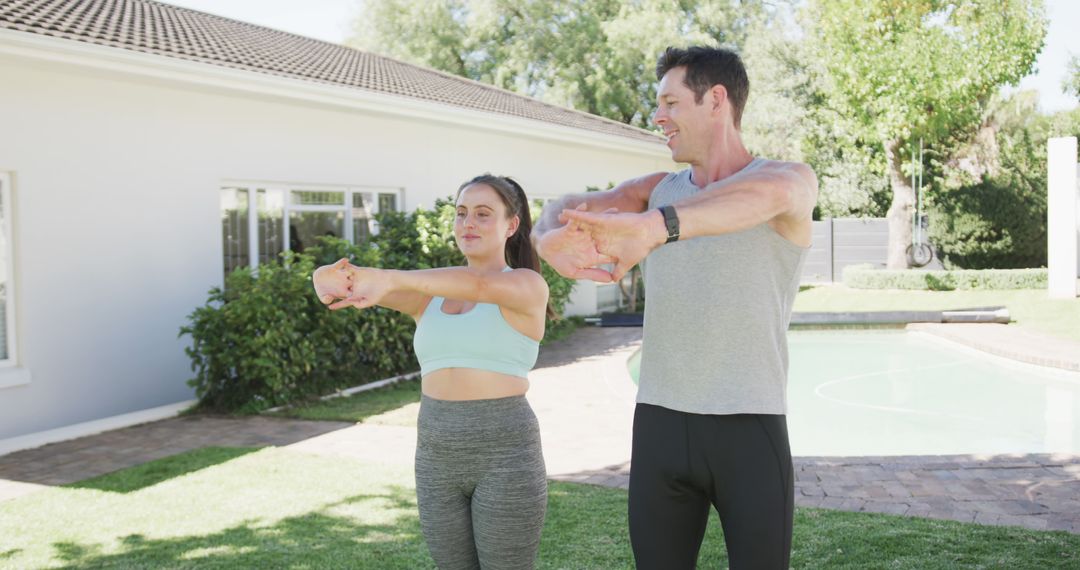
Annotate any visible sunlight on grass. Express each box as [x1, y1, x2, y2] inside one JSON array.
[[1, 446, 1076, 568]]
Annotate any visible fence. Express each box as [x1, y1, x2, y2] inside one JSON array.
[[802, 217, 893, 283]]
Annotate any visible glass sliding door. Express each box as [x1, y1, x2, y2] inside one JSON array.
[[257, 189, 284, 264], [220, 187, 250, 276]]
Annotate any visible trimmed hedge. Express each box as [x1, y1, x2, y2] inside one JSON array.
[[181, 200, 577, 413], [842, 264, 1048, 291]]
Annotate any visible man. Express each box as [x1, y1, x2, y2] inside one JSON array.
[[533, 46, 817, 569]]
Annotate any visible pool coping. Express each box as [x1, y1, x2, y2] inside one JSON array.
[[790, 308, 1009, 326], [904, 323, 1080, 372]]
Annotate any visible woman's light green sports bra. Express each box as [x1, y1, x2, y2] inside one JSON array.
[[413, 286, 540, 380]]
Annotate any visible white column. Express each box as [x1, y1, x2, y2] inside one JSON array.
[[1047, 137, 1079, 299]]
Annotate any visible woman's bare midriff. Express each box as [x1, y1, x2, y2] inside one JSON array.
[[421, 367, 530, 401]]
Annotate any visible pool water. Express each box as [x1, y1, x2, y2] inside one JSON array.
[[628, 331, 1080, 456]]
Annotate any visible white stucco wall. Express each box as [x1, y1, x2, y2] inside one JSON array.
[[0, 50, 673, 440]]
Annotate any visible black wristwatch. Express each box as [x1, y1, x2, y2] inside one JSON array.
[[658, 205, 680, 244]]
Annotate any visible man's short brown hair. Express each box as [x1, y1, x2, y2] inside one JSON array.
[[656, 46, 749, 129]]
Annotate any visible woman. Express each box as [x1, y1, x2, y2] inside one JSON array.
[[313, 174, 550, 569]]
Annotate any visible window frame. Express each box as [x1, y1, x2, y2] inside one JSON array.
[[220, 181, 404, 276], [0, 171, 16, 370]]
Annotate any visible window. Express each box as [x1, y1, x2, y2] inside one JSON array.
[[220, 182, 402, 277], [0, 172, 15, 367]]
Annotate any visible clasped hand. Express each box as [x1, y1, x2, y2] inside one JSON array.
[[312, 258, 391, 311], [541, 205, 659, 283]]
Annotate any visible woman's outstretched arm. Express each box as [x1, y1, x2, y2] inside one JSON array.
[[313, 258, 432, 320], [328, 263, 549, 320]]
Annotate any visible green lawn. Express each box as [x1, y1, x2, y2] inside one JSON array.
[[1, 447, 1075, 569], [270, 379, 422, 426], [795, 286, 1080, 343]]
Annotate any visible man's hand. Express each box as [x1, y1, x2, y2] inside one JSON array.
[[535, 205, 618, 282], [312, 258, 353, 304], [560, 209, 667, 282]]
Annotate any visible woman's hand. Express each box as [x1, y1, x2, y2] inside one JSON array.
[[329, 267, 394, 311], [313, 258, 353, 304]]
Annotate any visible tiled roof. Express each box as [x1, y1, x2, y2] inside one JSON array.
[[0, 0, 665, 145]]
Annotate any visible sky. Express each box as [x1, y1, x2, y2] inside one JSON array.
[[165, 0, 1078, 114]]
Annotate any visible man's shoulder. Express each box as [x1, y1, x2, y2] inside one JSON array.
[[656, 169, 691, 187], [753, 158, 816, 180]]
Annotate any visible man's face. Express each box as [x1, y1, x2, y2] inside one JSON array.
[[652, 66, 717, 164]]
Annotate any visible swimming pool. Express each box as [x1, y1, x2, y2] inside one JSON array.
[[628, 330, 1080, 456]]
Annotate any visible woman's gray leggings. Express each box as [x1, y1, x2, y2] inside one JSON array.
[[415, 395, 548, 569]]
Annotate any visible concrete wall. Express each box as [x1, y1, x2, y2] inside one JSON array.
[[0, 53, 673, 440], [1047, 137, 1079, 299]]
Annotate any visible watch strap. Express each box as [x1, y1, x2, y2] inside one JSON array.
[[659, 205, 680, 244]]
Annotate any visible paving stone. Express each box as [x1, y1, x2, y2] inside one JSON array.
[[860, 501, 909, 516]]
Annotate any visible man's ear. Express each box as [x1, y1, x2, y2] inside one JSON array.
[[709, 84, 727, 115]]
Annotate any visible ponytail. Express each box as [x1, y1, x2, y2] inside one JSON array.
[[500, 177, 540, 273]]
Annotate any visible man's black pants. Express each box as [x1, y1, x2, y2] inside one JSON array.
[[628, 403, 794, 569]]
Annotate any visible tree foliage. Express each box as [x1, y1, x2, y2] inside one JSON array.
[[349, 0, 765, 128], [1066, 55, 1080, 98], [928, 93, 1080, 268], [807, 0, 1046, 267]]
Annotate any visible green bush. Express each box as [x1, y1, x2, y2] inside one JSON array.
[[180, 251, 416, 413], [182, 200, 577, 412], [842, 264, 1048, 291], [927, 126, 1048, 269], [927, 99, 1080, 269]]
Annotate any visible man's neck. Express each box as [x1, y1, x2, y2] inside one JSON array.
[[688, 129, 754, 188]]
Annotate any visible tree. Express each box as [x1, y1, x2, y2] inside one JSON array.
[[926, 91, 1080, 268], [807, 0, 1046, 268], [1066, 55, 1080, 98], [348, 0, 766, 129]]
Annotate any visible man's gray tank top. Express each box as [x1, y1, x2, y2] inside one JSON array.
[[639, 159, 807, 415]]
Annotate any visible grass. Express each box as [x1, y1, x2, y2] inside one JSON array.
[[1, 446, 1076, 569], [270, 379, 422, 425], [794, 286, 1080, 343]]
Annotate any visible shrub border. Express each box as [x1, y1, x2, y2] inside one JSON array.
[[841, 264, 1048, 290]]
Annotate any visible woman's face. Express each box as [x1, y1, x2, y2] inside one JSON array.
[[455, 183, 519, 261]]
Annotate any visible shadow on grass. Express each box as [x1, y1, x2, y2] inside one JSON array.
[[49, 486, 433, 570], [65, 447, 262, 494]]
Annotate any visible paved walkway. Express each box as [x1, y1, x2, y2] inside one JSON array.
[[1, 325, 1079, 534]]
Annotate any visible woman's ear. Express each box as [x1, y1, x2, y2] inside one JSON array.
[[507, 215, 521, 238]]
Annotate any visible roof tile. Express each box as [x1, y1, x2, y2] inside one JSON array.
[[0, 0, 664, 145]]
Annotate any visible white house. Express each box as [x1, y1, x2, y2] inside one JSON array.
[[0, 0, 674, 450]]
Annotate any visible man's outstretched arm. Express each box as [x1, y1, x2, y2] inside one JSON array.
[[562, 161, 818, 281], [666, 161, 817, 243], [532, 172, 667, 237]]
